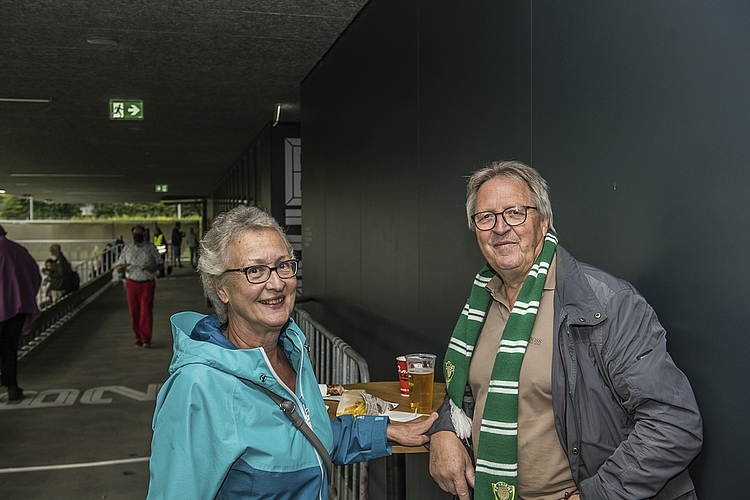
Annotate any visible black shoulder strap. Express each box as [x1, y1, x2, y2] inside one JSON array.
[[248, 380, 334, 482]]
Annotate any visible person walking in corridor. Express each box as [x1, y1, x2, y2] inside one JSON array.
[[171, 222, 185, 269], [0, 225, 42, 402], [185, 227, 198, 270], [114, 225, 163, 347]]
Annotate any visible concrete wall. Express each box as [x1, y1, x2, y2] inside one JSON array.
[[1, 220, 200, 261]]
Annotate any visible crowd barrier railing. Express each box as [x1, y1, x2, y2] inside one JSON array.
[[292, 305, 370, 500], [292, 306, 370, 385], [20, 248, 119, 358]]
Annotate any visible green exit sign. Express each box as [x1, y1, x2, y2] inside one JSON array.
[[110, 100, 144, 120], [155, 184, 168, 193]]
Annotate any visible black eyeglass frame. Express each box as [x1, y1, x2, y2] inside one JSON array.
[[471, 206, 538, 231], [223, 259, 299, 284]]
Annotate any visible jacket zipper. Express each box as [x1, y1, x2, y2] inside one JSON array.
[[261, 335, 327, 495], [558, 313, 570, 443]]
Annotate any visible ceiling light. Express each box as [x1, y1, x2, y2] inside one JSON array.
[[10, 173, 125, 178], [273, 103, 282, 127], [87, 37, 118, 46], [0, 98, 53, 103], [66, 191, 139, 195]]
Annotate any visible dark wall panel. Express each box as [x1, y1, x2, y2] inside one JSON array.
[[417, 2, 533, 351], [302, 0, 750, 496], [530, 2, 750, 496], [301, 0, 423, 372], [303, 1, 535, 379]]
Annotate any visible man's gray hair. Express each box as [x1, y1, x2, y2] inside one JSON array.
[[198, 205, 294, 323], [465, 160, 555, 232]]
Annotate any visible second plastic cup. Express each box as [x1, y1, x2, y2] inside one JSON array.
[[406, 353, 436, 411], [396, 356, 409, 396]]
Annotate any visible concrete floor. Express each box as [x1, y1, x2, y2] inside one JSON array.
[[0, 266, 212, 500]]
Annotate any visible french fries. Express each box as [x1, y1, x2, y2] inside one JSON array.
[[336, 390, 397, 417], [342, 400, 367, 416]]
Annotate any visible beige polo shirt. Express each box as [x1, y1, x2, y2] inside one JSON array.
[[468, 256, 576, 499]]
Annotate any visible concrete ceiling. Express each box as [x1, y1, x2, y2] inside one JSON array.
[[0, 0, 367, 205]]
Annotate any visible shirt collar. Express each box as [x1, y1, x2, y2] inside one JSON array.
[[486, 254, 557, 304]]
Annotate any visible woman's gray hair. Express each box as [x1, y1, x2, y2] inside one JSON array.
[[198, 205, 294, 323], [465, 160, 555, 232]]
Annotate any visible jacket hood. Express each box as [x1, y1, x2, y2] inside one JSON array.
[[168, 311, 307, 381]]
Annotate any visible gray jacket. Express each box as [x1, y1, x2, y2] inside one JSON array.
[[554, 246, 701, 499], [432, 246, 702, 499]]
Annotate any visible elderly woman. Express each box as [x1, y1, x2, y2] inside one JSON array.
[[147, 205, 436, 500]]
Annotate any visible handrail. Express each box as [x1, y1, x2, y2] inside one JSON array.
[[20, 248, 120, 358], [36, 246, 120, 308]]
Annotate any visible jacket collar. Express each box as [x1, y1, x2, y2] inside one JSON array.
[[555, 246, 607, 327]]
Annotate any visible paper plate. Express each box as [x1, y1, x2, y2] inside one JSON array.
[[385, 410, 422, 422]]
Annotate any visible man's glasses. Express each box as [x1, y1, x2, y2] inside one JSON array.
[[223, 259, 299, 284], [471, 206, 537, 231]]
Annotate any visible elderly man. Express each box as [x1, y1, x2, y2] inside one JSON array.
[[114, 225, 163, 347], [428, 161, 702, 500], [0, 225, 42, 402]]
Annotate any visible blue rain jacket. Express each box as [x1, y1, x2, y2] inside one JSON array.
[[147, 312, 391, 500]]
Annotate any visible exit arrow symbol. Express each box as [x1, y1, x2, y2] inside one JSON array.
[[128, 104, 141, 116]]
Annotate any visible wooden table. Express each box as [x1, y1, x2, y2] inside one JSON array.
[[328, 381, 446, 500], [336, 381, 445, 453]]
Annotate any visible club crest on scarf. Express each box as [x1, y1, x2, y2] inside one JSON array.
[[492, 481, 516, 500], [445, 360, 455, 388]]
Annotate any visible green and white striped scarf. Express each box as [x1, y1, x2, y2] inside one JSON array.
[[443, 231, 558, 500]]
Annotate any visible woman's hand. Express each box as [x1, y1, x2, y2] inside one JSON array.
[[385, 412, 438, 447]]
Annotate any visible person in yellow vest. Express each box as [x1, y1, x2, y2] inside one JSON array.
[[153, 227, 167, 278]]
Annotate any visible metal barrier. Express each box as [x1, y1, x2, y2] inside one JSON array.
[[292, 306, 370, 500], [20, 249, 119, 358], [35, 246, 120, 308], [293, 306, 370, 385]]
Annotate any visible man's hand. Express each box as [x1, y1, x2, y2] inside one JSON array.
[[386, 412, 438, 447], [429, 430, 475, 499]]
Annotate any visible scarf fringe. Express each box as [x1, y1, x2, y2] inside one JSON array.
[[449, 399, 473, 440]]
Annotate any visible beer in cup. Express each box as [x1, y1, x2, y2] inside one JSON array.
[[406, 353, 436, 411]]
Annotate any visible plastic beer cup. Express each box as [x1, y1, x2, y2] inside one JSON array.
[[396, 356, 409, 396], [406, 353, 436, 411]]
